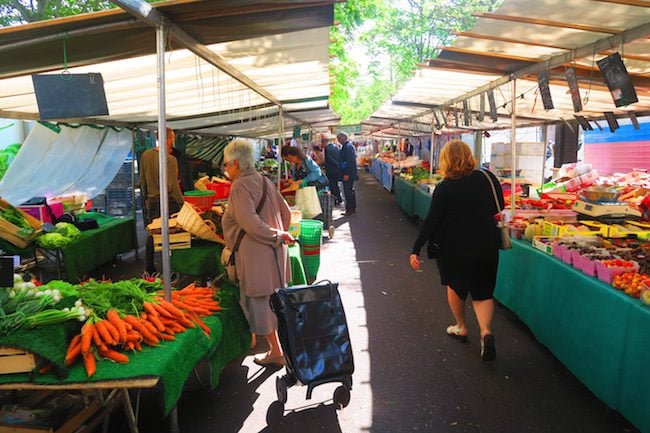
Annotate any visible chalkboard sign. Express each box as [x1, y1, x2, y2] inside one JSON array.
[[564, 67, 582, 112], [0, 257, 14, 288], [597, 52, 638, 107], [32, 73, 109, 120], [604, 111, 619, 132], [537, 70, 554, 110], [487, 90, 498, 122]]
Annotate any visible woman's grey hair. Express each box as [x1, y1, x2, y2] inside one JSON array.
[[223, 139, 255, 170]]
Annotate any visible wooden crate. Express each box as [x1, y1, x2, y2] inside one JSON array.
[[153, 231, 191, 252], [0, 199, 43, 249], [0, 347, 36, 375]]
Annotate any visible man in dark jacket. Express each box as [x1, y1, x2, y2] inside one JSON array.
[[337, 132, 358, 216], [322, 135, 343, 205]]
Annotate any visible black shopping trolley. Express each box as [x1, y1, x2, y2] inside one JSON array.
[[316, 191, 335, 238]]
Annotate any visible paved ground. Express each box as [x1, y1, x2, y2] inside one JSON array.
[[106, 171, 638, 433]]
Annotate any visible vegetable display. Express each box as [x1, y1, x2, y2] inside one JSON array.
[[36, 222, 82, 248], [0, 203, 34, 236]]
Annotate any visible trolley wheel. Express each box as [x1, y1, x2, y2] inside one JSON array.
[[266, 401, 284, 427], [328, 225, 335, 239], [333, 385, 351, 410], [276, 376, 288, 404]]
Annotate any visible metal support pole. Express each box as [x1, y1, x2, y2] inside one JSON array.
[[540, 124, 548, 189], [277, 107, 285, 190], [429, 112, 435, 183], [156, 25, 172, 299], [510, 79, 517, 220], [130, 129, 139, 259]]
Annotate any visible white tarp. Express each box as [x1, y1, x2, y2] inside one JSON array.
[[0, 123, 132, 205]]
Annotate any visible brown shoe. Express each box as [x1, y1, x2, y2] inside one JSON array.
[[253, 354, 285, 367]]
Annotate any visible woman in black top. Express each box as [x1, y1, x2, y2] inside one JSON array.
[[409, 140, 504, 361]]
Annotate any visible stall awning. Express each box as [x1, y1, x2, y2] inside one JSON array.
[[363, 0, 650, 136], [0, 0, 337, 137]]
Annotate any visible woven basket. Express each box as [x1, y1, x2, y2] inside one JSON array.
[[176, 202, 224, 244]]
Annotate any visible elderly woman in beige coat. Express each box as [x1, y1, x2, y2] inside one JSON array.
[[221, 139, 294, 367]]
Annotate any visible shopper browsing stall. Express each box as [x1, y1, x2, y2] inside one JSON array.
[[221, 139, 294, 367], [337, 132, 358, 216], [409, 139, 504, 362], [139, 127, 185, 274], [322, 134, 343, 205], [280, 145, 329, 192]]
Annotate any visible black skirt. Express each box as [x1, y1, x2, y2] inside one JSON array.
[[436, 250, 499, 301]]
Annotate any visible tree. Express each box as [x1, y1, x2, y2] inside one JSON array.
[[331, 0, 503, 124]]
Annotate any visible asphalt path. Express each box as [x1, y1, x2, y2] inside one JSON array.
[[109, 171, 638, 433]]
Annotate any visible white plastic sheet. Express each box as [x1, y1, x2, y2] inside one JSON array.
[[0, 123, 132, 205]]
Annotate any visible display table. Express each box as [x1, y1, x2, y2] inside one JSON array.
[[414, 187, 432, 220], [495, 240, 650, 433], [393, 176, 415, 217], [171, 241, 307, 286], [37, 213, 137, 282], [0, 282, 250, 421], [370, 158, 394, 191]]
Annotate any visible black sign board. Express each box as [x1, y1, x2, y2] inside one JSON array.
[[487, 90, 498, 122], [0, 257, 14, 288], [462, 100, 471, 126], [32, 73, 109, 120], [604, 112, 619, 132], [564, 67, 583, 112], [629, 112, 640, 130], [597, 52, 638, 108], [574, 115, 593, 131], [537, 70, 554, 110], [477, 93, 485, 122]]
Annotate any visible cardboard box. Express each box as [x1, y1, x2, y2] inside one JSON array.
[[532, 236, 555, 255], [153, 232, 191, 252], [0, 347, 36, 375]]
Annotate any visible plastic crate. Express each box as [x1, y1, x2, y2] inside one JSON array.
[[183, 190, 215, 212], [302, 254, 321, 278], [299, 219, 323, 245]]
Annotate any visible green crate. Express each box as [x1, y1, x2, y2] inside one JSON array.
[[302, 254, 320, 278], [184, 189, 215, 197], [299, 219, 323, 245]]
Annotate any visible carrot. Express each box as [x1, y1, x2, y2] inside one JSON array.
[[159, 333, 175, 341], [92, 326, 104, 347], [38, 363, 54, 374], [65, 334, 82, 366], [133, 341, 142, 351], [102, 318, 121, 343], [80, 322, 94, 354], [151, 302, 175, 319], [125, 332, 143, 343], [157, 300, 187, 320], [83, 352, 96, 377], [94, 321, 115, 346], [190, 313, 211, 336], [124, 341, 135, 351], [107, 310, 127, 342], [124, 315, 159, 342], [140, 318, 160, 336], [98, 347, 129, 364], [143, 336, 160, 346], [146, 313, 165, 333]]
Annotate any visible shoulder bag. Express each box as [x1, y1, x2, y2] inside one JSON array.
[[479, 170, 512, 250], [220, 176, 268, 281]]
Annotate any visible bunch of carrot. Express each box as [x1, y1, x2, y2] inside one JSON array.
[[64, 283, 222, 378]]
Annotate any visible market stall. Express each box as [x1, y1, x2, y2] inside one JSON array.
[[495, 240, 649, 433], [0, 279, 249, 431]]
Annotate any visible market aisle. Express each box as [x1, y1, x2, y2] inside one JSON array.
[[134, 171, 638, 433]]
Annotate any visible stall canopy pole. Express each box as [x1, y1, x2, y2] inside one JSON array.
[[130, 128, 139, 260], [397, 123, 401, 167], [277, 107, 284, 190], [429, 111, 435, 183], [510, 79, 517, 220], [156, 25, 172, 300]]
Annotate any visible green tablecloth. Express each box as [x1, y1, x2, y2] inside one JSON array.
[[393, 176, 415, 217], [0, 282, 249, 415], [414, 187, 432, 221], [495, 240, 650, 433], [0, 237, 35, 259], [171, 242, 307, 286], [40, 213, 136, 282]]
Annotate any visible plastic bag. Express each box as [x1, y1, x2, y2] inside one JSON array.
[[295, 186, 322, 219]]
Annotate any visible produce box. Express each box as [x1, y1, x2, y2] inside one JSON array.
[[153, 231, 191, 252], [532, 236, 555, 255], [595, 260, 640, 284], [542, 221, 601, 237], [0, 199, 43, 249], [607, 223, 650, 238], [0, 347, 36, 375], [18, 202, 64, 224]]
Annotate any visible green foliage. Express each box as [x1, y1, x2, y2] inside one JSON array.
[[331, 0, 503, 124], [0, 0, 163, 26]]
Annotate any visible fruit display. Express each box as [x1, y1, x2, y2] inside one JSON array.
[[612, 272, 649, 298]]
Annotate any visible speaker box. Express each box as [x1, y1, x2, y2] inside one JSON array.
[[0, 257, 15, 288], [32, 73, 109, 120]]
